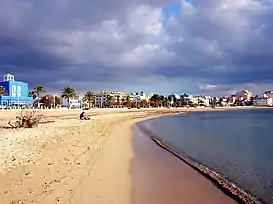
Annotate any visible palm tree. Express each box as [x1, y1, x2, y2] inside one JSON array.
[[61, 87, 77, 108], [139, 99, 148, 108], [106, 94, 114, 107], [28, 90, 36, 99], [32, 85, 45, 108], [211, 97, 217, 109], [121, 97, 125, 106], [54, 96, 61, 106], [0, 86, 6, 96], [28, 90, 37, 107], [218, 97, 224, 107], [150, 94, 160, 107], [125, 95, 131, 108], [84, 91, 96, 108], [116, 95, 121, 105], [159, 95, 165, 107]]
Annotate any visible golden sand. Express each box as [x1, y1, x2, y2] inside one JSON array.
[[0, 108, 237, 204]]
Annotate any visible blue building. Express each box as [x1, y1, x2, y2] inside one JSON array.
[[0, 74, 33, 108]]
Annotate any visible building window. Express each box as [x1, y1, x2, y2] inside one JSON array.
[[12, 85, 16, 93], [17, 86, 21, 93]]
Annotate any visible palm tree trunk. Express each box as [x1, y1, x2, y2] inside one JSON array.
[[37, 94, 40, 109], [67, 98, 70, 109]]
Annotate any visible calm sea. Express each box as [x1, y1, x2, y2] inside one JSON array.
[[137, 109, 273, 203]]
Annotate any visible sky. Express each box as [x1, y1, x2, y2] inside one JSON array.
[[0, 0, 273, 96]]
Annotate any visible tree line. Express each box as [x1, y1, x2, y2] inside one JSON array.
[[25, 85, 190, 109], [1, 84, 255, 109], [0, 84, 216, 109], [27, 85, 78, 108]]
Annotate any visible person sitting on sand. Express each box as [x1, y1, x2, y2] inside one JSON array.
[[80, 111, 90, 120]]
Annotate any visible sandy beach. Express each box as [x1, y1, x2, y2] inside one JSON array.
[[0, 108, 237, 204]]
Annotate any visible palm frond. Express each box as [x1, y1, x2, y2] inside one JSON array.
[[0, 86, 6, 95]]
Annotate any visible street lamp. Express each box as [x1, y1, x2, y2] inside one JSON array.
[[17, 93, 19, 109], [53, 94, 55, 109]]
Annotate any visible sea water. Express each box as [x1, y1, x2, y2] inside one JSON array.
[[138, 109, 273, 203]]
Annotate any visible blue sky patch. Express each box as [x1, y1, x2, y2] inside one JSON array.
[[162, 2, 182, 23]]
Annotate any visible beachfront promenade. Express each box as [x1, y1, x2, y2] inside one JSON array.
[[0, 108, 237, 204]]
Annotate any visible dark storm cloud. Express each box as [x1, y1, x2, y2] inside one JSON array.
[[0, 0, 177, 90], [0, 36, 68, 71], [0, 0, 273, 94]]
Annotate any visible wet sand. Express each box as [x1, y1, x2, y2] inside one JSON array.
[[131, 124, 236, 204], [0, 108, 238, 204]]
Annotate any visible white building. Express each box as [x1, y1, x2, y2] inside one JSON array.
[[202, 96, 211, 107], [95, 91, 128, 107], [129, 92, 149, 102], [254, 98, 273, 106], [172, 93, 181, 100], [264, 91, 273, 99], [70, 97, 83, 108], [61, 96, 83, 108], [235, 90, 252, 101], [96, 91, 108, 107], [193, 96, 212, 107]]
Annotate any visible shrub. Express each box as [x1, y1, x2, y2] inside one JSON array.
[[8, 110, 44, 128]]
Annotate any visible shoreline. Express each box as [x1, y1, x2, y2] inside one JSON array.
[[130, 121, 236, 204], [135, 113, 264, 204], [0, 107, 265, 203]]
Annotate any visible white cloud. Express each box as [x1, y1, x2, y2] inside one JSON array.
[[199, 84, 219, 91], [127, 5, 164, 36], [36, 4, 174, 70], [120, 44, 175, 68], [181, 0, 197, 15]]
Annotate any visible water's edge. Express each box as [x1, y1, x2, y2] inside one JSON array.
[[135, 119, 264, 204]]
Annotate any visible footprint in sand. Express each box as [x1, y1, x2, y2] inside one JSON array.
[[25, 172, 31, 176], [55, 197, 61, 202]]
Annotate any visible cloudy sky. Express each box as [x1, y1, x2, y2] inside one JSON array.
[[0, 0, 273, 96]]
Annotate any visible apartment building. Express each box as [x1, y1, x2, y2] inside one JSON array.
[[111, 92, 127, 104], [235, 90, 252, 101], [201, 96, 211, 107], [95, 91, 108, 107], [95, 91, 128, 107], [61, 96, 83, 108], [129, 92, 150, 102], [254, 98, 273, 106]]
